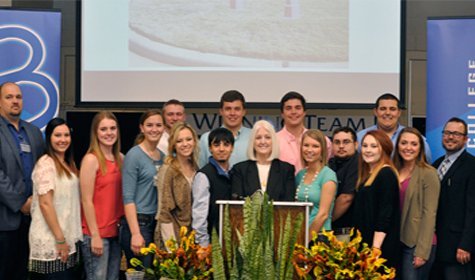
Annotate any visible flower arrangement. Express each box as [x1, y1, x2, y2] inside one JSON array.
[[129, 227, 212, 280], [292, 229, 396, 279]]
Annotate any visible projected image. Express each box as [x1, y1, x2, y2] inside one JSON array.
[[128, 0, 348, 67]]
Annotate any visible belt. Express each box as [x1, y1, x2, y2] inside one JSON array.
[[137, 213, 155, 223]]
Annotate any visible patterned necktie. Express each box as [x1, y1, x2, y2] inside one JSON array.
[[438, 158, 450, 180]]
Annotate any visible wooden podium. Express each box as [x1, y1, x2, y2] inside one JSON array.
[[216, 200, 313, 246]]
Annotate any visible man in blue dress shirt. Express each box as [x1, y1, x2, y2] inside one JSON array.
[[0, 82, 44, 279]]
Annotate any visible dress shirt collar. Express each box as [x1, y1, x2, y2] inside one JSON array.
[[280, 125, 307, 142], [209, 157, 231, 178], [445, 148, 465, 163]]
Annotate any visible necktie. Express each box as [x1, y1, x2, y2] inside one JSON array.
[[438, 158, 450, 180]]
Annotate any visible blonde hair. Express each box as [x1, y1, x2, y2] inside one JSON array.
[[87, 111, 122, 175], [247, 120, 279, 161], [300, 129, 328, 166], [165, 122, 200, 172]]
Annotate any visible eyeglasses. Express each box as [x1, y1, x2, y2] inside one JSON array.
[[333, 139, 353, 146], [442, 130, 466, 138]]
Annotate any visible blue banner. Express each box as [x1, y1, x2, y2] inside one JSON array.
[[0, 9, 61, 130], [426, 18, 475, 161]]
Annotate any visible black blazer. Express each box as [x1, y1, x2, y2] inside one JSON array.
[[433, 151, 475, 263], [231, 159, 295, 201]]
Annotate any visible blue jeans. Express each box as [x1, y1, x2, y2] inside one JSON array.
[[401, 244, 436, 280], [119, 215, 156, 269], [81, 235, 121, 280]]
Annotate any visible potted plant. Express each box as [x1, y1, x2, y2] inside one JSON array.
[[292, 229, 396, 279]]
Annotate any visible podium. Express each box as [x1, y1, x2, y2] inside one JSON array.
[[216, 200, 313, 246]]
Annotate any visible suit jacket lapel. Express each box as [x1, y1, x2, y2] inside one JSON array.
[[248, 162, 260, 193], [0, 122, 22, 169]]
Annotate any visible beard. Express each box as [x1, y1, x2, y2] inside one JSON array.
[[442, 142, 463, 153]]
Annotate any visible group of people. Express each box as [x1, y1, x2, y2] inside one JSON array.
[[0, 81, 474, 280]]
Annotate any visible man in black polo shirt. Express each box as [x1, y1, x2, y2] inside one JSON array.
[[329, 127, 358, 231], [192, 128, 234, 246]]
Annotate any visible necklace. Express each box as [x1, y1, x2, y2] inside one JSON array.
[[295, 168, 320, 201]]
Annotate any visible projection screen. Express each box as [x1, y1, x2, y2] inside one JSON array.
[[79, 0, 403, 108]]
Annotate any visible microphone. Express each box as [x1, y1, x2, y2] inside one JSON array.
[[231, 193, 245, 200]]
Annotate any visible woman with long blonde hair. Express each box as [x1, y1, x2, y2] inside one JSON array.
[[155, 122, 199, 248]]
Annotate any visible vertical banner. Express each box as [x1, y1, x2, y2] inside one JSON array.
[[0, 9, 61, 130], [426, 17, 475, 160]]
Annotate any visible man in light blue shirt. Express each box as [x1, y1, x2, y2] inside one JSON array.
[[357, 93, 432, 162], [199, 90, 251, 167]]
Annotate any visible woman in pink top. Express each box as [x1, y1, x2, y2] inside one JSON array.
[[394, 127, 440, 280], [80, 111, 124, 280]]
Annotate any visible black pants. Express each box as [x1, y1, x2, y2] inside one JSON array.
[[431, 260, 473, 280], [0, 215, 31, 280]]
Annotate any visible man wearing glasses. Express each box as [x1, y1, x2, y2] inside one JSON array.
[[328, 127, 358, 231], [433, 117, 475, 279]]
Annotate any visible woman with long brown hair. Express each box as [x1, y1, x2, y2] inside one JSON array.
[[120, 110, 165, 268], [353, 130, 400, 269], [29, 118, 82, 279], [394, 127, 440, 280]]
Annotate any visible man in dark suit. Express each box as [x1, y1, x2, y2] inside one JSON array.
[[0, 82, 45, 279], [433, 117, 475, 279]]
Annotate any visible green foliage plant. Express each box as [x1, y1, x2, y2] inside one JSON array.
[[212, 193, 304, 280]]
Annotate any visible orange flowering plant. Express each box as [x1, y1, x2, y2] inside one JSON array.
[[292, 229, 396, 279], [129, 226, 212, 280]]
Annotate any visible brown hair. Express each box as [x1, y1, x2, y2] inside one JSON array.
[[134, 110, 163, 145], [45, 118, 78, 178], [393, 127, 430, 171]]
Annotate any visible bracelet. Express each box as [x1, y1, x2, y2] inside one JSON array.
[[55, 239, 66, 245]]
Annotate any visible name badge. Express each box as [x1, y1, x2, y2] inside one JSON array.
[[20, 143, 31, 153]]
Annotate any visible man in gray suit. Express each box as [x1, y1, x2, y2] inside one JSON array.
[[0, 82, 44, 279]]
